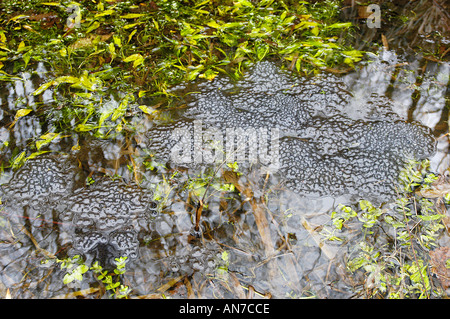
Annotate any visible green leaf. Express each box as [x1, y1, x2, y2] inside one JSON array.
[[417, 214, 442, 221], [113, 35, 122, 47], [95, 9, 115, 18], [186, 67, 203, 81], [279, 42, 301, 54], [211, 182, 234, 192], [76, 123, 98, 132], [124, 22, 145, 29], [63, 273, 74, 285], [220, 22, 243, 29], [32, 81, 53, 95], [326, 22, 352, 29], [221, 250, 229, 263], [127, 29, 137, 44], [255, 42, 270, 61], [86, 21, 100, 33], [11, 151, 26, 169], [106, 281, 120, 290], [123, 53, 142, 63], [36, 132, 60, 150], [40, 2, 61, 6], [22, 49, 33, 68], [235, 0, 253, 7], [54, 75, 79, 85], [282, 15, 296, 26], [194, 0, 210, 7], [9, 15, 29, 22], [384, 215, 405, 228], [344, 57, 354, 67], [26, 151, 51, 161], [206, 20, 221, 29], [139, 105, 155, 115], [332, 218, 344, 230], [359, 200, 373, 211], [98, 108, 114, 126], [70, 72, 101, 91], [108, 42, 116, 61], [114, 268, 126, 275], [120, 13, 145, 19], [114, 256, 128, 268], [14, 108, 32, 118], [112, 95, 131, 121], [72, 264, 88, 282]]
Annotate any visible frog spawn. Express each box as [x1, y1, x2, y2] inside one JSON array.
[[60, 178, 157, 262], [0, 156, 159, 266], [280, 138, 403, 199], [0, 156, 76, 206], [146, 61, 436, 201]]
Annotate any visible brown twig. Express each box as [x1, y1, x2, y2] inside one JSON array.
[[19, 226, 56, 259], [400, 195, 431, 298]]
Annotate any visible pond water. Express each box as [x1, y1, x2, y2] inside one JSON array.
[[0, 48, 448, 298]]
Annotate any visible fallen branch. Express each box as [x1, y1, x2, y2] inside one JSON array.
[[19, 226, 56, 259], [51, 287, 100, 299]]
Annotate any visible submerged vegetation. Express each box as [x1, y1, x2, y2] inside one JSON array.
[[1, 0, 362, 84], [46, 254, 131, 298], [0, 0, 364, 159]]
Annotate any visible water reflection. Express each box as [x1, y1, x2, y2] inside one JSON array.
[[344, 50, 449, 175], [413, 63, 449, 129]]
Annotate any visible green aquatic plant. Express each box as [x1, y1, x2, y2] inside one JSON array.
[[215, 250, 230, 280], [0, 0, 367, 173], [91, 256, 131, 299], [56, 254, 89, 285], [321, 159, 449, 298], [0, 0, 364, 132], [398, 158, 438, 193], [53, 255, 131, 299]]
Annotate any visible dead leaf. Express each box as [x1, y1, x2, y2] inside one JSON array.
[[51, 287, 100, 299], [416, 176, 450, 198], [28, 13, 58, 21], [69, 34, 113, 50], [381, 34, 389, 50], [228, 272, 246, 299], [184, 276, 195, 299], [301, 217, 337, 260], [429, 246, 450, 289], [19, 226, 55, 259], [133, 293, 163, 299], [251, 197, 274, 257], [357, 6, 371, 19], [156, 276, 184, 293]]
